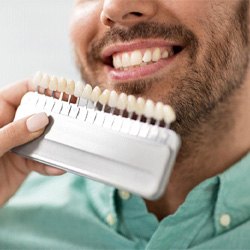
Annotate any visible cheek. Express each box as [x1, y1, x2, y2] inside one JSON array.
[[69, 2, 102, 60]]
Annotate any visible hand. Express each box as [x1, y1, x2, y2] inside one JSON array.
[[0, 79, 65, 208]]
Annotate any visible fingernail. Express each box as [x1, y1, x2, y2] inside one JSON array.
[[26, 112, 49, 132]]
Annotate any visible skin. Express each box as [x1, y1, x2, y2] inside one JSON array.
[[70, 0, 250, 219], [0, 80, 65, 208]]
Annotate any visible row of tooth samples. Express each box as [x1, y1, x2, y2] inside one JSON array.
[[33, 71, 176, 125], [113, 47, 174, 70]]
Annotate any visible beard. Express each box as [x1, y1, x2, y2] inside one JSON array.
[[75, 1, 249, 139]]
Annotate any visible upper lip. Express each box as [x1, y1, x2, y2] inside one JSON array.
[[101, 40, 185, 65]]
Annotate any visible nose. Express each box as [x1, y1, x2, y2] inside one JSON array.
[[100, 0, 158, 27]]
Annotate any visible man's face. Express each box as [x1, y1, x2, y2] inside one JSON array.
[[70, 0, 249, 137]]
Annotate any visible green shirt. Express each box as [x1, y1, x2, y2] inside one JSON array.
[[1, 152, 250, 249]]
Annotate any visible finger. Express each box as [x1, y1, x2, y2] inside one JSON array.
[[28, 161, 66, 176], [0, 112, 49, 157], [0, 78, 35, 109]]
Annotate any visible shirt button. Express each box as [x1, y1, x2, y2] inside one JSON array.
[[118, 190, 131, 200], [106, 213, 115, 226], [219, 214, 231, 227]]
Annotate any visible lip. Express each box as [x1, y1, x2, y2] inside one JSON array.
[[106, 54, 178, 81], [101, 40, 184, 82]]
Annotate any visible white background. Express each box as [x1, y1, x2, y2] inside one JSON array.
[[0, 0, 81, 88]]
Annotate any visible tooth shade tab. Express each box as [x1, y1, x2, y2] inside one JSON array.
[[108, 90, 118, 108], [65, 79, 75, 95], [127, 95, 136, 113], [135, 97, 145, 115], [154, 102, 164, 121], [74, 81, 84, 97], [58, 77, 67, 92], [40, 73, 50, 89], [163, 105, 176, 124], [33, 71, 43, 86], [82, 84, 93, 100], [91, 86, 102, 102], [117, 93, 128, 110], [49, 75, 58, 91], [144, 99, 155, 118], [99, 89, 110, 105]]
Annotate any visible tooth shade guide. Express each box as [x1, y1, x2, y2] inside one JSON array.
[[32, 72, 176, 129]]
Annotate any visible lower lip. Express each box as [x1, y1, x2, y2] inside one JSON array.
[[106, 54, 177, 82]]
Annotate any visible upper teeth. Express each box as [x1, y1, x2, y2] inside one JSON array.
[[113, 47, 172, 70]]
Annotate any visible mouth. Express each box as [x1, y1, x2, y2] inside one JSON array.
[[102, 40, 184, 82]]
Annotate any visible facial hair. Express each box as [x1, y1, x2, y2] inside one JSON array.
[[75, 1, 249, 139]]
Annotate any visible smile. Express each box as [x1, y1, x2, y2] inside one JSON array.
[[102, 40, 184, 81]]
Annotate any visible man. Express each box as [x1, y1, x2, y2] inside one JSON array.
[[0, 0, 249, 249]]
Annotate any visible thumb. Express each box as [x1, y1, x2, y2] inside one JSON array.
[[0, 112, 49, 157]]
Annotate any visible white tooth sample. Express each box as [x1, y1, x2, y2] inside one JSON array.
[[99, 89, 110, 105], [162, 50, 169, 59], [113, 56, 122, 69], [58, 77, 67, 92], [65, 79, 75, 95], [117, 93, 128, 110], [108, 90, 118, 108], [82, 84, 93, 100], [33, 71, 43, 86], [154, 102, 164, 121], [135, 97, 145, 115], [142, 49, 152, 63], [40, 73, 50, 89], [152, 48, 161, 62], [144, 99, 155, 118], [127, 95, 136, 113], [163, 105, 176, 124], [49, 75, 58, 91], [122, 53, 130, 67], [91, 86, 102, 102], [131, 50, 142, 66], [74, 81, 84, 97]]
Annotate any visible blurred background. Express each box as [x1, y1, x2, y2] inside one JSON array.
[[0, 0, 81, 88]]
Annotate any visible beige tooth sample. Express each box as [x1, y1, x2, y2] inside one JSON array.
[[152, 48, 161, 62], [142, 49, 152, 63], [122, 53, 130, 67], [162, 50, 169, 59], [144, 99, 155, 118], [40, 73, 50, 89], [82, 84, 93, 100], [58, 77, 67, 92], [49, 75, 58, 91], [131, 50, 142, 66], [91, 86, 102, 102], [135, 97, 145, 116], [117, 93, 128, 110], [113, 56, 122, 69], [127, 95, 136, 113], [33, 71, 43, 86], [65, 79, 75, 95], [99, 89, 110, 105], [154, 102, 164, 121], [163, 105, 176, 124], [108, 90, 118, 108], [74, 81, 84, 97]]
